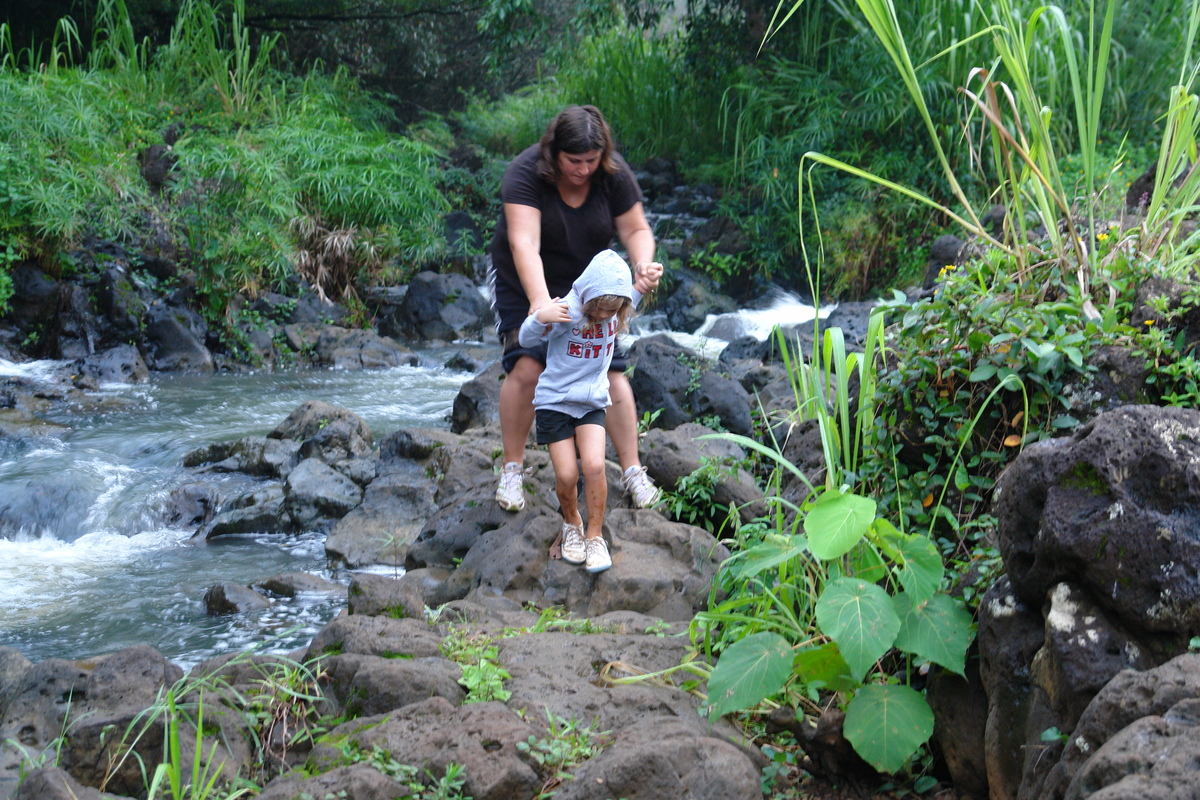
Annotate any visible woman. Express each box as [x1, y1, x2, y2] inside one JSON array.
[[488, 105, 662, 513]]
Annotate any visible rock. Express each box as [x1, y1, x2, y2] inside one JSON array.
[[626, 333, 753, 434], [283, 457, 364, 528], [925, 233, 968, 287], [391, 271, 491, 341], [7, 264, 59, 330], [438, 509, 727, 621], [303, 613, 445, 662], [1041, 653, 1200, 800], [77, 344, 149, 385], [552, 716, 761, 800], [268, 400, 372, 445], [312, 327, 418, 370], [662, 272, 738, 334], [307, 698, 542, 800], [255, 572, 343, 598], [1064, 708, 1200, 799], [257, 763, 412, 800], [928, 659, 990, 800], [322, 653, 465, 717], [347, 573, 424, 620], [297, 417, 374, 464], [977, 577, 1049, 800], [96, 264, 149, 333], [203, 583, 272, 615], [325, 456, 438, 568], [1031, 583, 1154, 731], [195, 484, 290, 539], [12, 767, 123, 799], [994, 404, 1200, 639], [163, 482, 221, 527], [640, 423, 766, 523], [450, 360, 505, 434], [142, 302, 213, 372], [183, 435, 302, 478]]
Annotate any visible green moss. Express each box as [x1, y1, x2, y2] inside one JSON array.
[[385, 605, 408, 619], [1059, 462, 1108, 496], [322, 640, 345, 656]]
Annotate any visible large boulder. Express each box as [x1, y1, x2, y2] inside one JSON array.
[[994, 404, 1200, 639], [142, 301, 214, 372], [311, 327, 419, 369], [640, 422, 766, 524], [1043, 653, 1200, 800], [283, 457, 363, 529], [979, 404, 1200, 800], [390, 271, 491, 341], [626, 333, 753, 435], [450, 360, 504, 434]]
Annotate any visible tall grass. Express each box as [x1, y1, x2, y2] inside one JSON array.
[[0, 0, 448, 319], [556, 27, 726, 163]]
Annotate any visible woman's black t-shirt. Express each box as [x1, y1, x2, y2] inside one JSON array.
[[489, 144, 642, 333]]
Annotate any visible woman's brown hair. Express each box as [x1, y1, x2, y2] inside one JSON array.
[[536, 105, 617, 184]]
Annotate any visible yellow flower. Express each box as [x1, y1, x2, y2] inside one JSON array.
[[938, 264, 957, 279], [1145, 320, 1156, 326], [1097, 232, 1109, 241]]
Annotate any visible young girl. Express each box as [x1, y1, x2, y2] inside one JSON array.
[[518, 249, 662, 572]]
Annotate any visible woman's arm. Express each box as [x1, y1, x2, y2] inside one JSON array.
[[615, 202, 662, 294], [505, 203, 552, 315]]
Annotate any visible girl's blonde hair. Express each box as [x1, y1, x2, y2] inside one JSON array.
[[581, 295, 634, 334]]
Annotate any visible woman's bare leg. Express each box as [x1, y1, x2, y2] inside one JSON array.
[[499, 355, 543, 465], [606, 370, 641, 471]]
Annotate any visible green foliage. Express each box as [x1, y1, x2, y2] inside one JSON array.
[[867, 255, 1121, 537], [660, 455, 739, 535], [441, 628, 512, 704], [0, 0, 448, 328], [515, 710, 612, 793], [696, 485, 974, 774], [337, 741, 472, 800]]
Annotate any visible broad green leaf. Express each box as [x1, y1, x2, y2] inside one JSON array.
[[844, 684, 934, 773], [815, 578, 900, 681], [847, 541, 887, 584], [892, 534, 943, 604], [867, 517, 904, 561], [805, 490, 876, 560], [733, 534, 809, 580], [793, 643, 858, 692], [968, 363, 997, 382], [893, 592, 975, 676], [705, 632, 793, 718]]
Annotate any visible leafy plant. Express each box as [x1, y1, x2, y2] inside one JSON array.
[[516, 711, 612, 798], [696, 487, 974, 774], [660, 455, 739, 535], [337, 741, 472, 800], [441, 628, 512, 704]]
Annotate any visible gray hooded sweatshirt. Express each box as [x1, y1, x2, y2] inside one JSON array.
[[518, 249, 643, 418]]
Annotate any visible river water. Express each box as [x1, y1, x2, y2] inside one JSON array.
[[0, 349, 473, 669], [0, 293, 821, 670]]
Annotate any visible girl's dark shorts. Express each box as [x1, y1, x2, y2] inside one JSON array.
[[500, 329, 629, 375], [535, 408, 607, 445]]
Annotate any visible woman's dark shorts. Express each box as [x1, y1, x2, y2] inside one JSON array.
[[535, 408, 607, 445], [500, 329, 629, 375]]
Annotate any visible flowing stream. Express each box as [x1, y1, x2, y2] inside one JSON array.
[[0, 347, 472, 669], [0, 293, 821, 670]]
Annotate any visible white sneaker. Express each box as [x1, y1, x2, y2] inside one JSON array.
[[585, 537, 611, 573], [622, 465, 660, 508], [561, 523, 586, 564], [496, 462, 525, 511]]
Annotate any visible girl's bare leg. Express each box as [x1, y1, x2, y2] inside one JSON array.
[[575, 423, 608, 539], [547, 438, 583, 526]]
